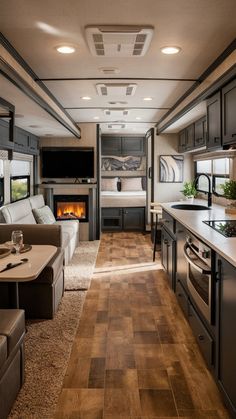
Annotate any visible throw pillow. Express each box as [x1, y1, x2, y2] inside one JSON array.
[[101, 177, 118, 191], [32, 205, 56, 224], [120, 177, 143, 191]]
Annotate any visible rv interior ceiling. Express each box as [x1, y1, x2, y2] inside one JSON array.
[[0, 0, 235, 136]]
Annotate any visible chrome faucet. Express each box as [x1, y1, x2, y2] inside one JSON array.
[[194, 174, 212, 207]]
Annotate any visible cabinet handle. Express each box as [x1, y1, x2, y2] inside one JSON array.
[[164, 239, 168, 244], [232, 133, 236, 137], [215, 259, 222, 282], [198, 335, 204, 341], [178, 293, 182, 297]]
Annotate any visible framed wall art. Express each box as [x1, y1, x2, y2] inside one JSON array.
[[159, 155, 184, 183]]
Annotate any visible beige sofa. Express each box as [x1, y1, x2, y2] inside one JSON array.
[[0, 194, 79, 264]]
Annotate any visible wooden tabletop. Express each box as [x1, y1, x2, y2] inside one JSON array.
[[0, 245, 57, 282]]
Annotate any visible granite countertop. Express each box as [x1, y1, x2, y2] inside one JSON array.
[[161, 199, 236, 268]]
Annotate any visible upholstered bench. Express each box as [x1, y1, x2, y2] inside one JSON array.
[[0, 309, 25, 419], [0, 248, 64, 319]]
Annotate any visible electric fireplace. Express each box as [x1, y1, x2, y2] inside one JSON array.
[[54, 195, 88, 222]]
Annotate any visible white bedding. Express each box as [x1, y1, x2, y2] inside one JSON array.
[[101, 191, 146, 208]]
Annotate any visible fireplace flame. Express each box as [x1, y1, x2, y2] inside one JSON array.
[[57, 203, 86, 219]]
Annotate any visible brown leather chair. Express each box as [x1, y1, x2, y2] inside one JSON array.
[[0, 309, 25, 419]]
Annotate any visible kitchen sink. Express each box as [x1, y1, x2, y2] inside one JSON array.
[[171, 204, 211, 211]]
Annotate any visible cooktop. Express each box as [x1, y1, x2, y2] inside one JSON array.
[[203, 220, 236, 237]]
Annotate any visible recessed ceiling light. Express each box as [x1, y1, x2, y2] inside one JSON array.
[[93, 116, 99, 120], [143, 97, 153, 101], [161, 46, 181, 55], [56, 45, 76, 54], [136, 117, 142, 120], [81, 96, 91, 100]]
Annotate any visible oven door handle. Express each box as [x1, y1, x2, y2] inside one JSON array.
[[183, 243, 211, 275]]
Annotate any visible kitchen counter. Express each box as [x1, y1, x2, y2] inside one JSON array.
[[161, 199, 236, 267]]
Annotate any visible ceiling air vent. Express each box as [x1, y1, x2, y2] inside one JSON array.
[[85, 25, 154, 57], [104, 108, 129, 116], [96, 83, 137, 96], [108, 123, 126, 130]]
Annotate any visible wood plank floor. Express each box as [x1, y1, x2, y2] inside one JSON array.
[[54, 232, 230, 419]]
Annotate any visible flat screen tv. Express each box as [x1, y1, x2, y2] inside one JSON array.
[[41, 148, 94, 178]]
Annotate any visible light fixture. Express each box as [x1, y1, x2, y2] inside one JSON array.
[[81, 96, 91, 100], [93, 116, 99, 120], [136, 117, 142, 120], [143, 97, 153, 101], [161, 46, 181, 55], [56, 45, 76, 54]]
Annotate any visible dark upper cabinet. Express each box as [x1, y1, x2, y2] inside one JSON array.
[[0, 119, 14, 150], [101, 136, 122, 155], [14, 127, 39, 155], [122, 137, 145, 156], [206, 91, 221, 150], [222, 78, 236, 146], [101, 136, 145, 156], [194, 117, 206, 148], [178, 129, 186, 152], [216, 254, 236, 416], [185, 123, 194, 150]]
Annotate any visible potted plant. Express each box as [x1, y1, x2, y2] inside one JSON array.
[[220, 180, 236, 214], [181, 181, 197, 203]]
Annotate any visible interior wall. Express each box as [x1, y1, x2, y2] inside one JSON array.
[[154, 133, 193, 203]]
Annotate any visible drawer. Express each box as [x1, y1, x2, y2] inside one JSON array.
[[102, 208, 122, 217], [188, 304, 213, 368], [176, 279, 189, 318], [162, 210, 175, 236]]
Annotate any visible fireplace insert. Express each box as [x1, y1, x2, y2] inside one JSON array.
[[54, 195, 88, 222]]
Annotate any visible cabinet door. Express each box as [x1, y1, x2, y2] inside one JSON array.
[[185, 123, 194, 150], [176, 221, 188, 290], [14, 127, 30, 153], [123, 207, 145, 231], [178, 129, 186, 152], [206, 92, 221, 150], [101, 208, 122, 231], [161, 227, 175, 290], [189, 304, 213, 369], [29, 135, 39, 155], [217, 255, 236, 414], [194, 117, 206, 148], [101, 137, 122, 155], [0, 119, 13, 149], [222, 79, 236, 145], [121, 137, 145, 156]]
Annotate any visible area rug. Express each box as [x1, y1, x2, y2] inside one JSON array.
[[64, 240, 100, 291], [9, 291, 86, 419]]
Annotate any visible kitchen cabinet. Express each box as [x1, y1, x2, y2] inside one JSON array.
[[216, 254, 236, 416], [101, 207, 145, 231], [0, 119, 14, 150], [161, 227, 176, 290], [185, 123, 194, 150], [178, 129, 186, 152], [176, 221, 188, 291], [102, 136, 145, 156], [194, 117, 206, 148], [222, 78, 236, 146], [206, 91, 221, 150], [28, 134, 39, 155]]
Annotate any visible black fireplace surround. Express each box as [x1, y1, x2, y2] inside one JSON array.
[[54, 195, 88, 222]]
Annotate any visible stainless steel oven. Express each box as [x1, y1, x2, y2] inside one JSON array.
[[183, 232, 213, 323]]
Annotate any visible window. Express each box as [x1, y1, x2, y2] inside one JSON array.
[[10, 160, 30, 202], [195, 158, 230, 195], [11, 176, 30, 202]]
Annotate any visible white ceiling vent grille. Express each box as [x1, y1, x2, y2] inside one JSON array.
[[85, 25, 153, 57], [104, 108, 129, 116], [108, 124, 126, 129], [96, 83, 137, 96]]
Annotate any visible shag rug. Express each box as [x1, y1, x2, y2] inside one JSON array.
[[65, 240, 100, 291], [9, 291, 86, 419]]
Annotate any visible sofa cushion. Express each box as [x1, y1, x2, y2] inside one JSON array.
[[0, 199, 36, 224], [32, 206, 56, 224], [0, 310, 25, 356], [29, 194, 45, 210], [0, 335, 7, 370], [56, 220, 79, 237], [33, 248, 64, 284]]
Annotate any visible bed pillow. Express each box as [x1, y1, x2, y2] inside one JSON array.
[[120, 177, 143, 191], [101, 177, 118, 191], [32, 205, 56, 224]]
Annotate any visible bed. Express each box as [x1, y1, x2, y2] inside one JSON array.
[[101, 190, 146, 208]]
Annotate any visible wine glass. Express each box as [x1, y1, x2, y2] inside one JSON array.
[[11, 230, 23, 255]]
